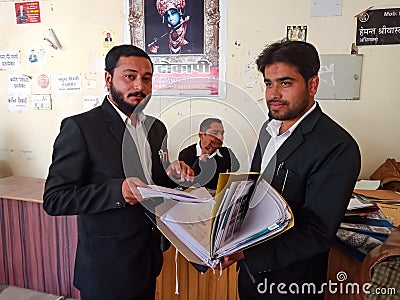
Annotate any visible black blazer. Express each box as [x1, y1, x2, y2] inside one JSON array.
[[178, 143, 240, 189], [43, 98, 175, 299], [239, 104, 361, 299]]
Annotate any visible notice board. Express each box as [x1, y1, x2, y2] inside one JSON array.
[[316, 54, 363, 100]]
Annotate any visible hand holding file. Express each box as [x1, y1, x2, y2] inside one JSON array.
[[153, 172, 294, 268]]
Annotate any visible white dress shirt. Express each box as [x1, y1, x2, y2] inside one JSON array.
[[108, 97, 153, 183], [196, 142, 222, 159], [260, 102, 317, 172]]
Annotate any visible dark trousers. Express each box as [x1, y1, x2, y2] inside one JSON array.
[[80, 278, 156, 300], [238, 268, 325, 300]]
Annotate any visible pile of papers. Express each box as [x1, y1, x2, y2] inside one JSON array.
[[336, 212, 395, 261], [138, 185, 215, 203], [336, 180, 399, 261], [147, 173, 294, 268], [353, 179, 400, 205]]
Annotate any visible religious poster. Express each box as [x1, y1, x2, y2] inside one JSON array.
[[286, 25, 307, 42], [126, 0, 225, 97], [15, 2, 41, 24], [356, 8, 400, 46]]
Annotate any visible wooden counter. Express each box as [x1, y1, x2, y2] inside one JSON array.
[[0, 176, 361, 300], [0, 176, 45, 203], [0, 176, 79, 299], [0, 176, 239, 300]]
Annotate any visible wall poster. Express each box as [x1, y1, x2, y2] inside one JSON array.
[[126, 0, 226, 97], [15, 2, 41, 24], [286, 25, 307, 42]]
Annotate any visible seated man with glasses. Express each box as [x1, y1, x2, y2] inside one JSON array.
[[179, 117, 240, 190]]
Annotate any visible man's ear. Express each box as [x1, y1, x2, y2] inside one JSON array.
[[105, 71, 112, 90], [308, 75, 319, 97], [199, 132, 205, 140]]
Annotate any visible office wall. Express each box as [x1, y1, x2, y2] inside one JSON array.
[[0, 0, 399, 179]]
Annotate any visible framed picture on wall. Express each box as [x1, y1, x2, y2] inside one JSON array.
[[144, 0, 204, 55], [125, 0, 226, 97], [286, 25, 307, 42]]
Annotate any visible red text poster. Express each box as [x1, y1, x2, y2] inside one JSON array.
[[15, 2, 41, 24]]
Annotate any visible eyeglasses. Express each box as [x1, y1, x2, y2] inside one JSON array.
[[205, 130, 225, 137]]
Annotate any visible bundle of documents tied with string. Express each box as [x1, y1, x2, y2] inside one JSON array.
[[138, 172, 294, 269]]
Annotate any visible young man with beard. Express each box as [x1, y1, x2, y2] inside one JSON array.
[[222, 40, 361, 299], [43, 45, 194, 300]]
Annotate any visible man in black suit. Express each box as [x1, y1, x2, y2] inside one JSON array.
[[222, 40, 361, 299], [16, 4, 28, 24], [178, 118, 240, 190], [105, 32, 113, 42], [43, 45, 193, 300]]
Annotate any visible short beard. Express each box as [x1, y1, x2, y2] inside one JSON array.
[[268, 90, 309, 121], [109, 81, 149, 116]]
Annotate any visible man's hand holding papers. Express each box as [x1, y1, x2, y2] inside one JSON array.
[[150, 173, 294, 269], [137, 185, 215, 203]]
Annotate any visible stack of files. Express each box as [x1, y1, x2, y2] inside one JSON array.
[[351, 180, 400, 225], [353, 189, 400, 204], [376, 203, 400, 226], [153, 173, 294, 268], [336, 211, 396, 262], [353, 179, 400, 204], [345, 196, 379, 217]]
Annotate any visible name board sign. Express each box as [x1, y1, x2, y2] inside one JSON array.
[[356, 8, 400, 46]]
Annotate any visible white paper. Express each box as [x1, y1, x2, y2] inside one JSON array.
[[215, 180, 288, 256], [138, 185, 214, 203], [158, 178, 292, 267], [55, 74, 82, 94], [160, 202, 217, 267], [8, 74, 31, 95], [31, 94, 52, 110], [347, 197, 374, 210], [83, 95, 102, 110], [7, 95, 30, 112], [0, 50, 20, 70], [354, 180, 380, 190]]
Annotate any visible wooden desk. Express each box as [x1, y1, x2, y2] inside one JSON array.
[[0, 176, 361, 300], [0, 176, 239, 300], [0, 176, 44, 203], [0, 176, 79, 299]]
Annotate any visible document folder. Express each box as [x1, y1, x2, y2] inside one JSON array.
[[152, 172, 294, 268]]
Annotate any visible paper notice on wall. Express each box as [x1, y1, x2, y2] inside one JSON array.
[[27, 48, 46, 64], [8, 74, 32, 94], [32, 73, 51, 94], [0, 51, 21, 70], [55, 74, 82, 93], [7, 95, 30, 112], [32, 94, 52, 110], [7, 74, 32, 112], [83, 95, 102, 110]]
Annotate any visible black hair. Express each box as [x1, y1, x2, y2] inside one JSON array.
[[199, 118, 222, 132], [256, 40, 320, 81], [105, 44, 153, 75]]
